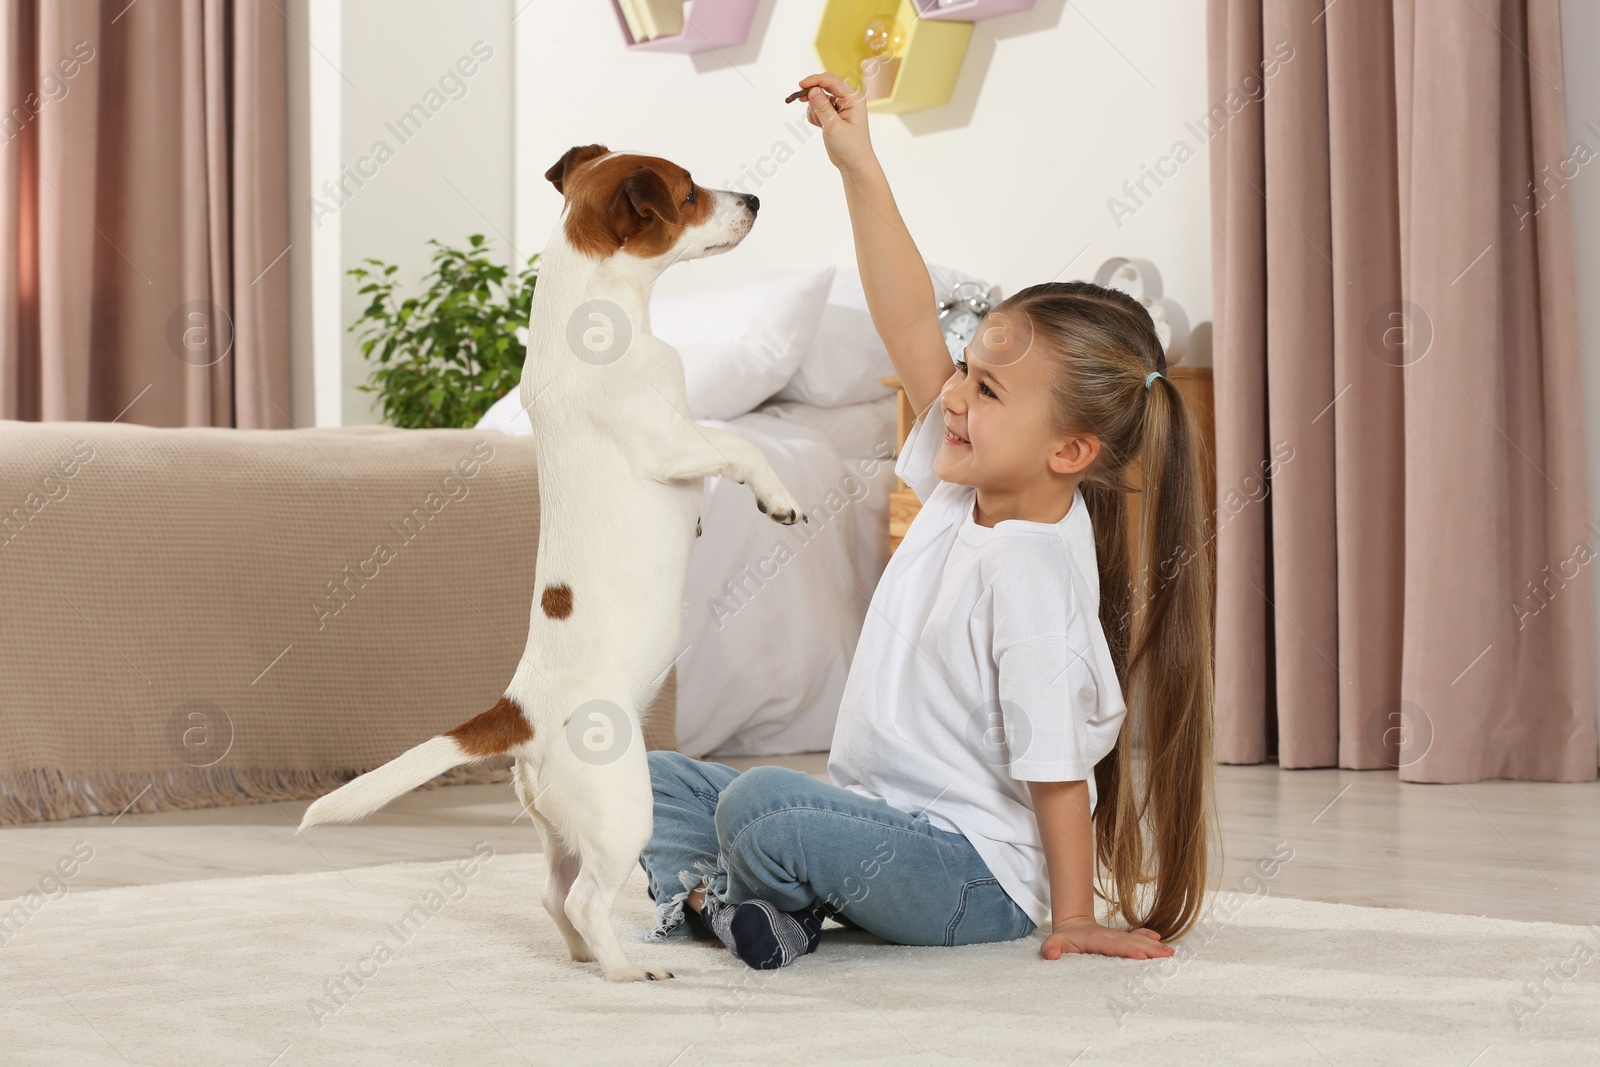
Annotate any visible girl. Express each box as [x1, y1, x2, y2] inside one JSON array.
[[638, 71, 1216, 970]]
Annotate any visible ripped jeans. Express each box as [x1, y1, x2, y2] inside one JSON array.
[[639, 751, 1037, 947]]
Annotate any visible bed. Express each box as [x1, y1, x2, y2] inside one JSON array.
[[478, 262, 995, 757]]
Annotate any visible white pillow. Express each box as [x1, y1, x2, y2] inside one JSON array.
[[474, 266, 835, 432], [775, 262, 998, 409], [755, 395, 900, 461], [651, 266, 835, 420], [477, 385, 533, 435]]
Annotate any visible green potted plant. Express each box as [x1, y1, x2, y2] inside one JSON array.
[[348, 234, 539, 429]]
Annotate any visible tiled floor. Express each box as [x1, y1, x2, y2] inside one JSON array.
[[3, 754, 1597, 926]]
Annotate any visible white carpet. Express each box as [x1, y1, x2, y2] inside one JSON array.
[[3, 846, 1597, 1065]]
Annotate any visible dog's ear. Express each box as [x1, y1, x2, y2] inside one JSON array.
[[608, 166, 682, 242], [545, 145, 610, 196]]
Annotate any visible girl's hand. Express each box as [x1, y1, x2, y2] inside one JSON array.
[[787, 72, 875, 174], [1041, 917, 1176, 961]]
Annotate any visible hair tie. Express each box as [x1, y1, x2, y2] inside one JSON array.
[[1145, 370, 1163, 390]]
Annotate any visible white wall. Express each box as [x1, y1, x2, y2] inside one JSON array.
[[287, 0, 1213, 423], [337, 0, 516, 425], [512, 0, 1215, 315], [284, 0, 517, 427], [1560, 0, 1600, 737], [286, 0, 1217, 423], [284, 0, 317, 428]]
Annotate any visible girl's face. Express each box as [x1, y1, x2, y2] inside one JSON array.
[[932, 309, 1091, 495]]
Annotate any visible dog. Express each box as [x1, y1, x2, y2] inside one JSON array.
[[298, 144, 807, 981]]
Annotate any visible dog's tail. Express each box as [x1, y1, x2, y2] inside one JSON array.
[[297, 696, 532, 831]]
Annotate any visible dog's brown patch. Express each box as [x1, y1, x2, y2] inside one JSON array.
[[541, 583, 574, 620], [547, 147, 714, 260], [447, 696, 533, 757], [544, 144, 610, 195]]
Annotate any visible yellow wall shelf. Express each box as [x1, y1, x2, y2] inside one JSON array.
[[815, 0, 972, 115]]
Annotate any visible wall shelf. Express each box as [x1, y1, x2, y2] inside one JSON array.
[[609, 0, 758, 54], [910, 0, 1035, 21], [815, 0, 972, 114]]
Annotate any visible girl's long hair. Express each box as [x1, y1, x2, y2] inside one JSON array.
[[1001, 281, 1218, 942]]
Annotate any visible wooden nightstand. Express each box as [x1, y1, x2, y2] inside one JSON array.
[[882, 376, 920, 554], [882, 369, 1215, 560]]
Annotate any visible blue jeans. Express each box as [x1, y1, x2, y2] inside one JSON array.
[[639, 751, 1036, 948]]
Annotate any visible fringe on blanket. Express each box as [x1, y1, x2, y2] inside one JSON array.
[[0, 757, 516, 827]]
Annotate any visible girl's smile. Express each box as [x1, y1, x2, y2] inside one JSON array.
[[930, 307, 1100, 528]]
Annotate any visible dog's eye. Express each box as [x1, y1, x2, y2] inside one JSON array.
[[685, 185, 697, 205]]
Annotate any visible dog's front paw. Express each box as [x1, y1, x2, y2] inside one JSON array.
[[756, 496, 806, 526], [605, 964, 675, 982], [755, 502, 806, 531]]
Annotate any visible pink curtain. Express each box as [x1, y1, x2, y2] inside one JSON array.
[[0, 0, 289, 427], [1207, 0, 1596, 781]]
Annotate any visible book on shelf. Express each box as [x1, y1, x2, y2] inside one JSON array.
[[618, 0, 687, 42]]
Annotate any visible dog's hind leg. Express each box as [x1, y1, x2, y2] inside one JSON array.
[[563, 840, 672, 982], [514, 760, 595, 963], [535, 826, 595, 962], [539, 831, 595, 963]]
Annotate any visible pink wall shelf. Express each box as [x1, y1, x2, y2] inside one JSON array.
[[609, 0, 759, 53], [910, 0, 1035, 20]]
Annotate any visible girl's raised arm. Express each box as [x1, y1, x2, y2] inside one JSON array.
[[792, 73, 953, 419]]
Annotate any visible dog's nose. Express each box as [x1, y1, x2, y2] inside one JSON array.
[[742, 193, 760, 214]]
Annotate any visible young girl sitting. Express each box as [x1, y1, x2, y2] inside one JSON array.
[[639, 71, 1216, 970]]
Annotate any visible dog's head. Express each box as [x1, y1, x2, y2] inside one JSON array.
[[545, 144, 757, 265]]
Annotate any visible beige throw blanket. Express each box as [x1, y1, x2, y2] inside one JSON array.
[[0, 419, 675, 826]]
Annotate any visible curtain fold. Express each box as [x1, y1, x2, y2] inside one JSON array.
[[0, 0, 288, 428], [1207, 0, 1597, 782]]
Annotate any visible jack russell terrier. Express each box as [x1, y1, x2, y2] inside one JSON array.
[[299, 144, 807, 982]]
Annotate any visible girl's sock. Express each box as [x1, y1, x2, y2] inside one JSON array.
[[683, 901, 721, 941], [698, 898, 823, 969]]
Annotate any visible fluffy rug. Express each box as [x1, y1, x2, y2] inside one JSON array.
[[3, 845, 1597, 1065]]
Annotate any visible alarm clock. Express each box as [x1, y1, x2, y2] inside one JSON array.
[[1092, 256, 1191, 364]]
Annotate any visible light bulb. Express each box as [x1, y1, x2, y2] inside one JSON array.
[[862, 16, 906, 58]]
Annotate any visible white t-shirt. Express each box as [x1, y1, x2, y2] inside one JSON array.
[[826, 403, 1128, 927]]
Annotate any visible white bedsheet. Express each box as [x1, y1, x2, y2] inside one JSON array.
[[677, 410, 896, 757]]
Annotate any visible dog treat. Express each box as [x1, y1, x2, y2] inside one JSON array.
[[785, 88, 812, 103]]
